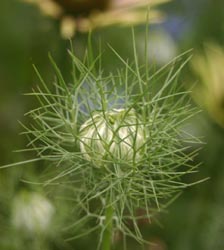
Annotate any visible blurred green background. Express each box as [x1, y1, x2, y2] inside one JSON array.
[[1, 0, 224, 249]]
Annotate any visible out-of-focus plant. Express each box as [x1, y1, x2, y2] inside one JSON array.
[[190, 43, 224, 128], [20, 0, 171, 38], [10, 190, 55, 249], [137, 28, 178, 66], [1, 32, 203, 249], [12, 191, 55, 235]]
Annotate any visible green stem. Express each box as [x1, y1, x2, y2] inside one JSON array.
[[102, 204, 114, 250]]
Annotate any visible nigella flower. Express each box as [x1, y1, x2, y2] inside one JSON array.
[[3, 35, 203, 247], [20, 0, 171, 38]]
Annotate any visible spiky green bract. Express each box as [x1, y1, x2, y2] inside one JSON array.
[[17, 39, 201, 247]]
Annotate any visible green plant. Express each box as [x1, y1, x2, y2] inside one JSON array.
[[2, 32, 203, 250]]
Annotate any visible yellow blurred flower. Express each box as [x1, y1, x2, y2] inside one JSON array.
[[191, 43, 224, 127], [21, 0, 171, 38]]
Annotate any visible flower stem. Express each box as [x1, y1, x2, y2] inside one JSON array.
[[102, 204, 114, 250]]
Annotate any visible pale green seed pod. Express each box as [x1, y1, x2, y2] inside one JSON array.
[[79, 108, 146, 166]]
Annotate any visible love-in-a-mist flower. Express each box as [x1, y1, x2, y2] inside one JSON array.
[[79, 108, 146, 167], [5, 36, 203, 247]]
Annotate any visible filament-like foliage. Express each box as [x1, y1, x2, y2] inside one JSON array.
[[4, 35, 202, 247]]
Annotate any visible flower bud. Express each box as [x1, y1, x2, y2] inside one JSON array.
[[79, 108, 146, 166], [12, 191, 54, 235]]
